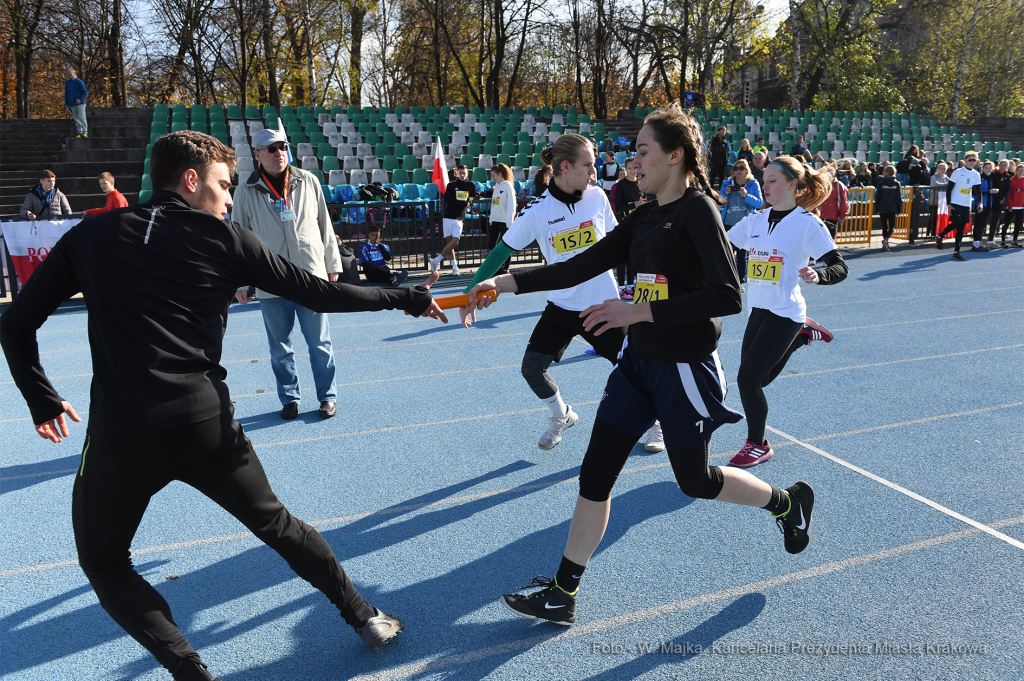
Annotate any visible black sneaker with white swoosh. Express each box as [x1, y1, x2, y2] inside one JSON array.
[[774, 481, 815, 554], [500, 575, 577, 625]]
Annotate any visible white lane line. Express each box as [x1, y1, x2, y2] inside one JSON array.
[[812, 285, 1024, 308], [765, 424, 1024, 552], [351, 514, 1024, 681], [0, 453, 656, 577], [831, 308, 1024, 333], [252, 401, 601, 448], [231, 364, 521, 398]]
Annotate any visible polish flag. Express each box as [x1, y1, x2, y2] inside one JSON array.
[[935, 187, 950, 238], [432, 137, 448, 194], [0, 218, 79, 286]]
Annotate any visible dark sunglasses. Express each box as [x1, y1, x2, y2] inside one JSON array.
[[263, 144, 288, 154], [733, 166, 746, 171]]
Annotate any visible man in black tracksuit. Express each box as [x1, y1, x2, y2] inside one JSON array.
[[874, 165, 903, 251], [0, 132, 446, 680]]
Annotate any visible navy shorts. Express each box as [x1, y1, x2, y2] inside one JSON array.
[[596, 338, 742, 451]]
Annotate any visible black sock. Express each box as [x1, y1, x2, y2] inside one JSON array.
[[555, 556, 586, 593], [762, 487, 790, 516]]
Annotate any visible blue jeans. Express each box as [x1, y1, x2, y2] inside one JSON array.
[[70, 104, 88, 135], [259, 297, 337, 406]]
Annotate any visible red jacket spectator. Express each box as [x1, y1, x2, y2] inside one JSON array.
[[84, 189, 129, 215], [1007, 174, 1024, 210], [818, 178, 850, 222]]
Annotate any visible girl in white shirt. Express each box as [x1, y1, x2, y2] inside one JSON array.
[[727, 156, 849, 468], [487, 164, 517, 274]]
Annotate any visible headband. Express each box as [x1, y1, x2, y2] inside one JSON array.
[[770, 160, 795, 178]]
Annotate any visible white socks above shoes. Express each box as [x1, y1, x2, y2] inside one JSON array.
[[543, 390, 569, 419]]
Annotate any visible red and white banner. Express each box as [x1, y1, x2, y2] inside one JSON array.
[[432, 137, 448, 195], [934, 189, 949, 237], [1, 218, 80, 286]]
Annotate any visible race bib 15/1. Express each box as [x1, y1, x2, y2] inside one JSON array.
[[634, 273, 668, 303], [551, 220, 597, 254], [748, 254, 783, 286]]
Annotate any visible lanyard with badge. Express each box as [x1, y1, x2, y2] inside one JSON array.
[[262, 168, 295, 222]]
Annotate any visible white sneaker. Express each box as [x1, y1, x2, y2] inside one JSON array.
[[451, 265, 460, 276], [644, 421, 665, 452], [538, 406, 578, 450], [429, 257, 441, 274]]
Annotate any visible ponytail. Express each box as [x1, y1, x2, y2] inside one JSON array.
[[770, 156, 835, 211], [540, 134, 593, 176]]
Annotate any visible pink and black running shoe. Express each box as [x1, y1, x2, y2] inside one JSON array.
[[800, 317, 834, 345], [730, 439, 774, 467]]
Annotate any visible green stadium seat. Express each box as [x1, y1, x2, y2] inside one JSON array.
[[467, 143, 481, 158], [514, 153, 529, 167], [460, 154, 473, 167], [472, 167, 489, 183], [469, 132, 483, 145], [484, 142, 498, 156], [497, 154, 511, 166], [190, 121, 207, 133], [309, 132, 325, 146], [412, 168, 430, 184], [374, 143, 388, 158], [151, 122, 167, 134], [308, 169, 325, 184], [141, 174, 153, 191], [171, 121, 187, 132], [225, 105, 242, 120], [382, 156, 399, 172], [316, 143, 333, 160], [322, 156, 340, 173], [365, 132, 380, 146], [138, 189, 152, 203], [532, 152, 543, 166], [391, 169, 409, 184], [402, 154, 418, 171]]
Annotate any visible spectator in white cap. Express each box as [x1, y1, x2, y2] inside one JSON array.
[[231, 127, 345, 420]]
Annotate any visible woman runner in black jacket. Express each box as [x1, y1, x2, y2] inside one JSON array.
[[465, 105, 816, 627]]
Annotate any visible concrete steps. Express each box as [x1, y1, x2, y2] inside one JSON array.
[[1, 107, 151, 218]]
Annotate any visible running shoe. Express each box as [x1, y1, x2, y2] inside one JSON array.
[[644, 421, 665, 452], [1013, 242, 1023, 249], [969, 245, 988, 252], [774, 481, 815, 554], [451, 265, 460, 277], [172, 656, 219, 681], [429, 257, 441, 274], [356, 608, 405, 652], [935, 236, 943, 250], [538, 406, 578, 450], [882, 238, 889, 251], [620, 287, 633, 301], [952, 252, 966, 261], [986, 241, 996, 249], [799, 318, 834, 345], [730, 438, 773, 467], [499, 575, 577, 626], [1001, 241, 1008, 248]]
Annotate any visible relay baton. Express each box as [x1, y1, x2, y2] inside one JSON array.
[[405, 289, 499, 314]]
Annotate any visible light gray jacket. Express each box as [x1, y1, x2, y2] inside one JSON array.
[[232, 165, 342, 298], [20, 188, 72, 219]]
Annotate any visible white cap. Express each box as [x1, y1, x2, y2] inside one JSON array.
[[251, 127, 288, 150]]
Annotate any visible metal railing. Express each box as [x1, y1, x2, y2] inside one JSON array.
[[326, 198, 543, 272]]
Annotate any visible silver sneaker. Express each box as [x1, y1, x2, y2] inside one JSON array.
[[356, 608, 404, 652], [644, 421, 665, 452], [451, 265, 460, 277], [429, 258, 440, 274], [538, 406, 578, 450]]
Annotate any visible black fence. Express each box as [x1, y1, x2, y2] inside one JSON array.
[[326, 198, 544, 271]]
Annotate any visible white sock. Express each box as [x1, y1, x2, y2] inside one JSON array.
[[543, 391, 568, 419], [973, 240, 981, 248], [431, 255, 441, 266], [451, 256, 458, 267]]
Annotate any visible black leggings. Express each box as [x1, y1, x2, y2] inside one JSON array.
[[578, 418, 724, 502], [879, 212, 897, 240], [1009, 209, 1023, 242], [737, 307, 806, 443], [939, 205, 970, 253], [487, 221, 511, 271], [72, 411, 373, 675]]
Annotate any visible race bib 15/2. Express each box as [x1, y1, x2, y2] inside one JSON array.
[[551, 220, 597, 254]]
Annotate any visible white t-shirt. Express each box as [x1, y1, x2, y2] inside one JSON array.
[[489, 180, 517, 225], [728, 207, 837, 323], [503, 185, 619, 312], [948, 167, 981, 208]]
